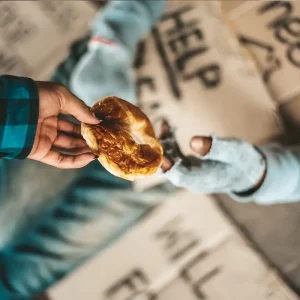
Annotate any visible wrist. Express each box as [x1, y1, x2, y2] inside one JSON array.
[[234, 155, 267, 197]]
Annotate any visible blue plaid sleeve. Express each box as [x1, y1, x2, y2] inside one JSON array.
[[0, 75, 39, 159]]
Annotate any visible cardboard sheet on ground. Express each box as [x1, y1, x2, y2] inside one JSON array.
[[225, 1, 300, 104], [133, 0, 282, 190], [48, 191, 298, 300], [0, 1, 96, 80]]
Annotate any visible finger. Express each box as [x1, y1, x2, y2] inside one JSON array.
[[190, 136, 212, 156], [53, 133, 92, 155], [159, 120, 173, 140], [53, 133, 88, 149], [161, 157, 173, 172], [160, 120, 171, 135], [57, 119, 81, 137], [28, 117, 58, 161], [191, 135, 263, 166], [58, 87, 100, 124], [41, 150, 96, 169]]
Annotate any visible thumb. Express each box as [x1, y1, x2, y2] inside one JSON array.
[[190, 136, 212, 156], [59, 87, 100, 124], [191, 135, 264, 168]]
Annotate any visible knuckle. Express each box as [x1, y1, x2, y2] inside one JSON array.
[[54, 83, 68, 109], [54, 82, 67, 92], [57, 154, 66, 168], [70, 138, 78, 149]]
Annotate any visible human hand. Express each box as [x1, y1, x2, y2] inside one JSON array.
[[28, 82, 100, 169], [160, 121, 266, 194]]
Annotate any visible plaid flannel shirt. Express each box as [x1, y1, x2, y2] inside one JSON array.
[[0, 75, 39, 159]]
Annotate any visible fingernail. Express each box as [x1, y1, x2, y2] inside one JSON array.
[[161, 157, 173, 172], [191, 136, 212, 156], [191, 138, 204, 152]]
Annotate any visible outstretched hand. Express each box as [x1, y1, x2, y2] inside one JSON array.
[[159, 121, 266, 194], [28, 82, 100, 169]]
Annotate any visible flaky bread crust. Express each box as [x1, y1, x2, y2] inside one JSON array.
[[81, 96, 163, 181]]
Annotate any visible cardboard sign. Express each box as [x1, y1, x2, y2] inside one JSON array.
[[225, 1, 300, 103], [48, 192, 298, 300], [0, 1, 96, 80], [134, 0, 282, 190]]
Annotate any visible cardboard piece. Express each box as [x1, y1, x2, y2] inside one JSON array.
[[48, 191, 298, 300], [225, 1, 300, 104], [134, 0, 282, 190], [0, 1, 96, 80]]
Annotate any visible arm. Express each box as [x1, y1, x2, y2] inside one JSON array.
[[160, 122, 300, 205], [53, 0, 167, 89], [232, 144, 300, 204], [69, 0, 167, 105]]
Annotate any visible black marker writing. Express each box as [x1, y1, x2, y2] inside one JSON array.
[[155, 216, 198, 262], [0, 50, 28, 75], [136, 75, 162, 113], [258, 1, 300, 68], [181, 251, 221, 300], [106, 269, 156, 300], [137, 77, 156, 98], [38, 1, 79, 31], [259, 1, 293, 29], [134, 41, 147, 69], [152, 27, 182, 100], [239, 35, 281, 82], [159, 5, 221, 91], [0, 3, 37, 45]]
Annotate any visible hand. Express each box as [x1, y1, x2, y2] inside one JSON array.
[[159, 121, 266, 194], [28, 82, 100, 169]]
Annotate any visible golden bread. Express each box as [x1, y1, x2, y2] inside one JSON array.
[[81, 96, 163, 181]]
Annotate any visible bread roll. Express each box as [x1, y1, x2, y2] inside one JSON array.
[[81, 96, 163, 181]]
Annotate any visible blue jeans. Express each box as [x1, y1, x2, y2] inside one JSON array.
[[0, 159, 174, 299]]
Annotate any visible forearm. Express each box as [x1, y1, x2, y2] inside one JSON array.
[[69, 1, 167, 106], [232, 144, 300, 204]]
